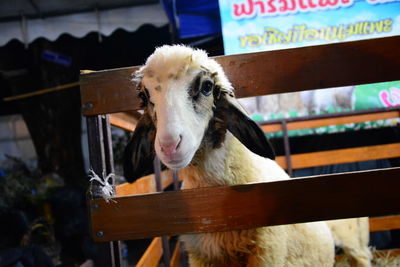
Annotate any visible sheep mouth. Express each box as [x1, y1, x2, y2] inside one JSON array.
[[164, 160, 189, 170], [161, 152, 193, 170]]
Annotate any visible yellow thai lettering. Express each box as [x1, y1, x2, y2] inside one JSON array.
[[304, 29, 318, 41], [265, 28, 280, 45], [236, 18, 394, 49], [294, 24, 307, 42], [374, 20, 384, 33], [279, 30, 293, 43], [383, 19, 393, 32], [239, 36, 249, 47]]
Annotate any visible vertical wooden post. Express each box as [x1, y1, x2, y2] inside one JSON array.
[[86, 115, 121, 267]]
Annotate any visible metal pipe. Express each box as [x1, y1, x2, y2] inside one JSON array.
[[281, 121, 293, 177]]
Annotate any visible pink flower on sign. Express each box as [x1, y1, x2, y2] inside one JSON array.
[[379, 87, 400, 107]]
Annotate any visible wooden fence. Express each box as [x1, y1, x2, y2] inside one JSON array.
[[80, 36, 400, 266]]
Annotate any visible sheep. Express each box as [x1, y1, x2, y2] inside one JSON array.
[[123, 45, 370, 266]]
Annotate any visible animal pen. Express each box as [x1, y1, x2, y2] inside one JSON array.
[[80, 36, 400, 266]]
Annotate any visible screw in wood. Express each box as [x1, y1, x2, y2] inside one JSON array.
[[82, 102, 94, 112], [96, 231, 104, 238]]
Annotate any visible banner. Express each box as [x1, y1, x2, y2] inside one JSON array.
[[219, 0, 400, 54]]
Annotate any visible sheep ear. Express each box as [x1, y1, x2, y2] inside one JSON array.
[[216, 96, 276, 160], [123, 112, 157, 182]]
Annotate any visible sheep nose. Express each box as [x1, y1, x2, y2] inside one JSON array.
[[159, 135, 182, 157]]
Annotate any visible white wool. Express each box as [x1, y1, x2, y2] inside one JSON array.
[[140, 45, 234, 94]]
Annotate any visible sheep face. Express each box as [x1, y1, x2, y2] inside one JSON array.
[[123, 45, 275, 182], [142, 67, 215, 170]]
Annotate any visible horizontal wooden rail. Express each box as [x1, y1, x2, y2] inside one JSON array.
[[80, 36, 400, 116], [261, 109, 400, 133], [109, 112, 138, 132], [275, 143, 400, 170], [370, 215, 400, 232], [89, 167, 400, 242], [116, 170, 175, 196]]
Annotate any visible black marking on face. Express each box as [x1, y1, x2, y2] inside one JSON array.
[[138, 87, 154, 108], [189, 74, 202, 102], [123, 112, 161, 182], [138, 91, 148, 108], [203, 93, 275, 159], [213, 85, 222, 100], [188, 71, 215, 108]]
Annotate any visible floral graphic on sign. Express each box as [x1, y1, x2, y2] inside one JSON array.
[[379, 87, 400, 107]]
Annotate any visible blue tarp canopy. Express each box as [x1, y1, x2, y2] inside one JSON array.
[[162, 0, 221, 39]]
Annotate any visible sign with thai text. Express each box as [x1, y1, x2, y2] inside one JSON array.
[[219, 0, 400, 55]]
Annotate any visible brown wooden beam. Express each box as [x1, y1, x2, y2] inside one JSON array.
[[370, 215, 400, 232], [275, 143, 400, 170], [89, 167, 400, 242], [115, 170, 176, 196], [80, 36, 400, 116], [109, 112, 139, 132], [262, 110, 400, 133]]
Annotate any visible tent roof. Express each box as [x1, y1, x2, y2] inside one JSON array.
[[0, 0, 157, 22], [0, 1, 168, 46]]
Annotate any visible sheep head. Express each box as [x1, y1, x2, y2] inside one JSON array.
[[124, 45, 275, 182]]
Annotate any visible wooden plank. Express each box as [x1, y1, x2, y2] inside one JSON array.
[[215, 36, 400, 98], [115, 174, 157, 196], [275, 156, 287, 169], [80, 67, 140, 115], [80, 36, 400, 115], [261, 111, 400, 133], [115, 170, 174, 196], [261, 123, 283, 133], [275, 143, 400, 170], [170, 241, 182, 267], [370, 215, 400, 232], [136, 237, 163, 267], [89, 167, 400, 242], [109, 112, 139, 132]]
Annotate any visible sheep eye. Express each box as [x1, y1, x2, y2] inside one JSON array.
[[200, 80, 213, 96]]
